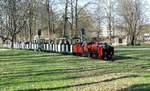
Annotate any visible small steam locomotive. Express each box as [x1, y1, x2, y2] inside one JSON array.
[[72, 38, 114, 60]]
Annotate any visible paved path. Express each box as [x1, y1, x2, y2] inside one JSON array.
[[115, 48, 150, 51]]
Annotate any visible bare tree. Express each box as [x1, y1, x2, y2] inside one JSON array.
[[102, 0, 115, 44], [74, 0, 78, 37], [1, 0, 26, 48], [46, 0, 56, 39], [63, 0, 69, 38], [26, 0, 36, 42], [46, 0, 52, 39], [74, 0, 93, 38], [117, 0, 147, 45], [70, 0, 74, 38], [93, 0, 105, 38]]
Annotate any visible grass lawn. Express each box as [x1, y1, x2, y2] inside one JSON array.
[[114, 44, 150, 48], [0, 49, 150, 91]]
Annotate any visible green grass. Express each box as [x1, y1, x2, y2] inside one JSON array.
[[0, 49, 150, 91], [115, 44, 150, 48]]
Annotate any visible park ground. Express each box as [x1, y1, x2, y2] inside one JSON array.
[[0, 47, 150, 91]]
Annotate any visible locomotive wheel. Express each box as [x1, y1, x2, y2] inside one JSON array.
[[82, 52, 88, 57], [104, 55, 108, 61], [72, 52, 77, 55], [92, 53, 98, 59], [87, 52, 91, 57]]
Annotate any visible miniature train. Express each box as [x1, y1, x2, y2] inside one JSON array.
[[3, 38, 114, 60]]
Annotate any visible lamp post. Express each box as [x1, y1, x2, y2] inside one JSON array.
[[80, 28, 85, 43]]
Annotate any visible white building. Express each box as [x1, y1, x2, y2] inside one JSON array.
[[112, 36, 128, 46], [100, 26, 113, 37], [99, 26, 128, 46], [144, 33, 150, 41]]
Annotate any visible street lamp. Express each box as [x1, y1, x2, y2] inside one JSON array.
[[80, 28, 85, 43]]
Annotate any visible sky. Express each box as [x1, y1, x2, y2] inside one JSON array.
[[79, 0, 150, 24], [55, 0, 150, 24]]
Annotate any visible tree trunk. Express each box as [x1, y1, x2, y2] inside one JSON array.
[[11, 35, 15, 49], [108, 20, 112, 44], [63, 0, 68, 38], [75, 0, 78, 37], [46, 0, 52, 39], [70, 0, 74, 38], [29, 19, 32, 42], [131, 35, 135, 46], [130, 31, 136, 46]]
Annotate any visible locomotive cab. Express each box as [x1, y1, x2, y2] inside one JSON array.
[[72, 38, 81, 44], [72, 38, 84, 55]]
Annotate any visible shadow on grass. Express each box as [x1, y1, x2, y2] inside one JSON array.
[[1, 65, 135, 86], [0, 67, 105, 80], [0, 50, 33, 57], [113, 55, 139, 61], [16, 74, 138, 91], [0, 53, 63, 60], [117, 83, 150, 91], [0, 58, 93, 78]]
